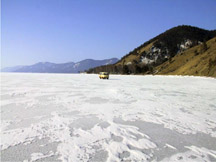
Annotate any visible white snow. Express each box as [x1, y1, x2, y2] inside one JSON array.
[[30, 151, 55, 161], [141, 57, 155, 64], [126, 62, 132, 65], [180, 39, 193, 50], [1, 73, 216, 162], [165, 144, 177, 150], [73, 63, 80, 68], [104, 60, 113, 65]]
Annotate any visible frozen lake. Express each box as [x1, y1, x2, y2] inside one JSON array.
[[1, 73, 216, 161]]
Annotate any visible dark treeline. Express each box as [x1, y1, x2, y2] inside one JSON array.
[[86, 63, 155, 74]]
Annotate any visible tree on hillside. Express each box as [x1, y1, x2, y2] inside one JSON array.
[[208, 58, 216, 71], [169, 57, 172, 63], [123, 65, 129, 74], [200, 41, 208, 53], [134, 64, 142, 73]]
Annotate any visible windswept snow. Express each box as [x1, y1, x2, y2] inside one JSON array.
[[1, 73, 216, 162]]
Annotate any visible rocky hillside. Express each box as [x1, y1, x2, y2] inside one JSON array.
[[87, 25, 216, 76], [116, 25, 216, 66], [155, 36, 216, 77]]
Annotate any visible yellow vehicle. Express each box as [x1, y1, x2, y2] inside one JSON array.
[[99, 72, 109, 79]]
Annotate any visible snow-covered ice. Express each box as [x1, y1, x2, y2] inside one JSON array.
[[1, 73, 216, 162]]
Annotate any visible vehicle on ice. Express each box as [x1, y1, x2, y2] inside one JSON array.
[[99, 72, 109, 79]]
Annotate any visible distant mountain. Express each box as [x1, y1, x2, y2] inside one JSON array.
[[87, 25, 216, 76], [1, 65, 25, 72], [1, 58, 119, 73]]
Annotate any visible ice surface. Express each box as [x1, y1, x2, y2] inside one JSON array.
[[1, 73, 216, 161]]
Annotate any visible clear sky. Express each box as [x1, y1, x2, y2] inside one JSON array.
[[1, 0, 216, 68]]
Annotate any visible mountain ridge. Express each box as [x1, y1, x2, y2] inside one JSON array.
[[1, 58, 119, 73]]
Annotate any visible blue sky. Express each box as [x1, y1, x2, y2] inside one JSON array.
[[1, 0, 216, 68]]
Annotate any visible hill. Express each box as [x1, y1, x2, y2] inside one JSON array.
[[87, 25, 216, 76], [155, 36, 216, 77], [1, 58, 119, 73]]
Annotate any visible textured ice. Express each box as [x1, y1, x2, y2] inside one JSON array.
[[1, 73, 216, 162]]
